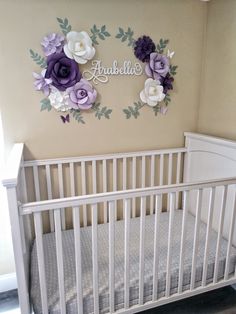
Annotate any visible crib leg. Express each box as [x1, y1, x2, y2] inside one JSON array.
[[6, 187, 31, 314]]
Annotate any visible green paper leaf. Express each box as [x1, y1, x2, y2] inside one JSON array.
[[98, 33, 105, 40], [123, 101, 144, 119], [103, 31, 110, 37], [57, 17, 72, 35], [119, 27, 124, 35], [93, 103, 112, 120], [101, 25, 106, 32], [56, 17, 63, 24], [70, 109, 85, 124], [122, 35, 127, 42], [116, 33, 122, 38], [40, 99, 52, 112], [29, 49, 47, 68]]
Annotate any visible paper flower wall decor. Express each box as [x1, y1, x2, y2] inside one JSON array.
[[117, 31, 178, 119], [30, 17, 112, 124]]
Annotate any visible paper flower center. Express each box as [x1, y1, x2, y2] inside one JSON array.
[[59, 65, 70, 78], [78, 89, 87, 98], [149, 86, 157, 95]]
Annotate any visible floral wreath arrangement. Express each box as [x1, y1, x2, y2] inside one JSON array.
[[30, 18, 112, 124], [116, 28, 178, 119]]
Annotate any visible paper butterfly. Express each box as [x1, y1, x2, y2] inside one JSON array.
[[167, 49, 175, 59], [60, 114, 70, 123]]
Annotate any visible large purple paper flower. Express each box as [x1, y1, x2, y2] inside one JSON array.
[[41, 33, 64, 56], [33, 69, 52, 96], [145, 52, 170, 80], [160, 73, 174, 94], [45, 52, 81, 91], [134, 36, 155, 63], [66, 79, 97, 110]]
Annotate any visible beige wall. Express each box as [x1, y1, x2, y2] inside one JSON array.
[[0, 0, 206, 160], [198, 0, 236, 139], [0, 0, 207, 276]]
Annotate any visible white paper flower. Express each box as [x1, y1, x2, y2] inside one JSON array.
[[48, 87, 72, 112], [64, 31, 95, 64], [140, 78, 165, 107]]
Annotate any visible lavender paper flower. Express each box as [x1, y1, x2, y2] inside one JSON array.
[[66, 79, 97, 110], [145, 52, 170, 80], [41, 33, 64, 57], [45, 52, 81, 91], [33, 69, 52, 96], [134, 36, 155, 63], [160, 73, 174, 94]]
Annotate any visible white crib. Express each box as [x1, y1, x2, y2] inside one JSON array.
[[3, 132, 236, 314]]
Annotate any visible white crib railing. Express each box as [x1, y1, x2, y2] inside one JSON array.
[[19, 177, 236, 314], [22, 147, 186, 231]]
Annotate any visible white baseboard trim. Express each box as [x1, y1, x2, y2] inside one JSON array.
[[0, 273, 17, 293]]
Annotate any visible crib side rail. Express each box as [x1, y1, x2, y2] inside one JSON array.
[[20, 176, 236, 214], [2, 143, 31, 314], [20, 176, 236, 314], [22, 147, 186, 231]]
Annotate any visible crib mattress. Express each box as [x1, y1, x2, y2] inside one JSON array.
[[30, 210, 236, 314]]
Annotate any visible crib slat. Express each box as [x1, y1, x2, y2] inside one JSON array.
[[92, 204, 99, 314], [70, 163, 75, 197], [73, 207, 83, 314], [113, 159, 117, 220], [81, 161, 87, 227], [152, 194, 162, 301], [178, 191, 189, 293], [21, 166, 32, 241], [92, 160, 97, 193], [54, 208, 66, 314], [58, 164, 66, 230], [109, 201, 115, 313], [159, 155, 164, 185], [46, 164, 54, 232], [176, 152, 181, 209], [214, 186, 228, 283], [190, 189, 203, 290], [150, 155, 155, 214], [132, 157, 136, 218], [123, 157, 127, 190], [141, 156, 146, 188], [33, 165, 40, 201], [224, 188, 236, 280], [166, 192, 175, 297], [123, 157, 127, 218], [103, 160, 108, 223], [168, 153, 173, 185], [202, 187, 216, 286], [34, 212, 48, 314], [124, 199, 131, 309], [139, 196, 146, 305]]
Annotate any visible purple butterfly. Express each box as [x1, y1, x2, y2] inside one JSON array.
[[60, 114, 70, 123]]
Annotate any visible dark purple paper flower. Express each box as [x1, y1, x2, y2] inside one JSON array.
[[33, 69, 52, 96], [45, 52, 81, 91], [160, 73, 174, 94], [134, 36, 155, 63], [41, 33, 64, 56], [66, 79, 97, 110], [145, 52, 170, 80]]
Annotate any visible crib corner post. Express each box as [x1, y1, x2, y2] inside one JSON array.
[[183, 132, 191, 183], [5, 186, 31, 314], [2, 143, 31, 314]]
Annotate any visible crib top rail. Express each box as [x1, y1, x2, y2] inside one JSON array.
[[20, 176, 236, 215], [23, 147, 187, 167], [2, 143, 24, 188]]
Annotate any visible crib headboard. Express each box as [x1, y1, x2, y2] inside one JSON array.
[[184, 132, 236, 246], [183, 132, 236, 182]]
